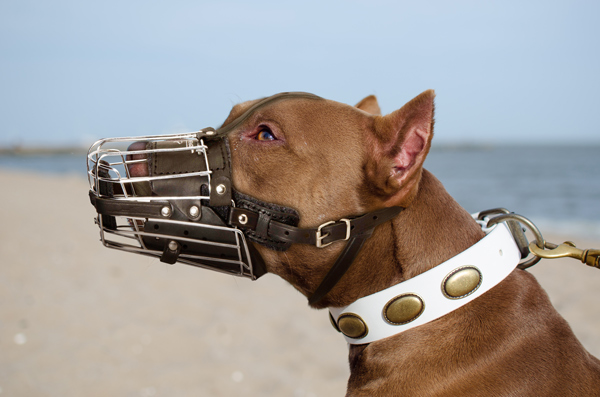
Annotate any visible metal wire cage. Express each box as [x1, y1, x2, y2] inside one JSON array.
[[87, 132, 259, 279]]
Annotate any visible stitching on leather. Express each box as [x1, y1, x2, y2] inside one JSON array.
[[238, 200, 296, 223]]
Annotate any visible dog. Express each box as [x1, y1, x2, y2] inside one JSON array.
[[132, 91, 600, 395]]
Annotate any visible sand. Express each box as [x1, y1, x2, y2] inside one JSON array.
[[1, 170, 599, 396]]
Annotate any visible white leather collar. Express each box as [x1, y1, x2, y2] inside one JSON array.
[[328, 221, 521, 344]]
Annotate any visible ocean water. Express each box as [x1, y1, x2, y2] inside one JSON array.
[[1, 145, 599, 239], [0, 153, 85, 177], [424, 145, 600, 240]]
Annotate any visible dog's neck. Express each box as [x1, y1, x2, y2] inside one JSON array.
[[337, 169, 490, 387], [391, 169, 485, 280], [318, 169, 484, 309]]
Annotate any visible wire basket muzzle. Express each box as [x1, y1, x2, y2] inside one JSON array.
[[87, 131, 266, 280]]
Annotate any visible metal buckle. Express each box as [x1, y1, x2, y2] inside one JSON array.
[[316, 219, 351, 248]]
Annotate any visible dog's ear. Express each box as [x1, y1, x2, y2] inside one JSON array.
[[366, 89, 435, 208], [355, 95, 381, 115]]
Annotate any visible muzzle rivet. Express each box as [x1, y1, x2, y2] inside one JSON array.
[[161, 206, 172, 217], [216, 184, 227, 195], [168, 240, 179, 251], [238, 214, 248, 225], [189, 205, 200, 218]]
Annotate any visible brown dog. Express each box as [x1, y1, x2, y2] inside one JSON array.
[[217, 90, 600, 396], [113, 90, 600, 395]]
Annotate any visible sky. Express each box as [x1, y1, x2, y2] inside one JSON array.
[[1, 0, 599, 147]]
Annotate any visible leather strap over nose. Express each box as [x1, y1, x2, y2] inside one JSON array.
[[148, 136, 232, 208]]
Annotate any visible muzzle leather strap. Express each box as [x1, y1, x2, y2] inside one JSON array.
[[308, 233, 372, 306], [230, 205, 403, 304], [230, 206, 402, 248]]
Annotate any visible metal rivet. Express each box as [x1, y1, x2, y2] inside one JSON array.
[[329, 312, 341, 333], [338, 313, 368, 339], [442, 266, 482, 299], [161, 206, 171, 217], [384, 294, 424, 325], [168, 240, 179, 251], [189, 205, 200, 218], [216, 184, 226, 195], [238, 214, 248, 225]]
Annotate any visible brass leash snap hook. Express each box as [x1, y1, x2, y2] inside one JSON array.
[[529, 241, 600, 269]]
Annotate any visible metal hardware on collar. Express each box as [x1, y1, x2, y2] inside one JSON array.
[[441, 266, 482, 299], [482, 211, 544, 269], [328, 220, 521, 344], [482, 210, 600, 269], [337, 313, 368, 339], [316, 219, 351, 248], [383, 294, 425, 325]]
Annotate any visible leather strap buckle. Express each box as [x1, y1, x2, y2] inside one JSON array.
[[316, 219, 351, 248]]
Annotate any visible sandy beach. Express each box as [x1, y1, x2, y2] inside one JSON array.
[[1, 170, 599, 396]]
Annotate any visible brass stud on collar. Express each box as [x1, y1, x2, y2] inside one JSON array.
[[338, 313, 368, 339], [442, 266, 482, 299], [384, 294, 425, 325]]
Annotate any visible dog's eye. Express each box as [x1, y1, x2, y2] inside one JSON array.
[[256, 127, 276, 141]]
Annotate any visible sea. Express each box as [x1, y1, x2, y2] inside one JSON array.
[[1, 145, 599, 240]]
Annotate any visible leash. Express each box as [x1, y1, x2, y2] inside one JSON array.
[[328, 209, 600, 344]]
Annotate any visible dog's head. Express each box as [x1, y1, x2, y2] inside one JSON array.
[[221, 90, 435, 303]]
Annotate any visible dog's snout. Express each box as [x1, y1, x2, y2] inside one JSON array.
[[127, 141, 149, 178]]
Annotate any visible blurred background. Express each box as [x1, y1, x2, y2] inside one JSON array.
[[2, 0, 600, 147], [1, 0, 599, 396]]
